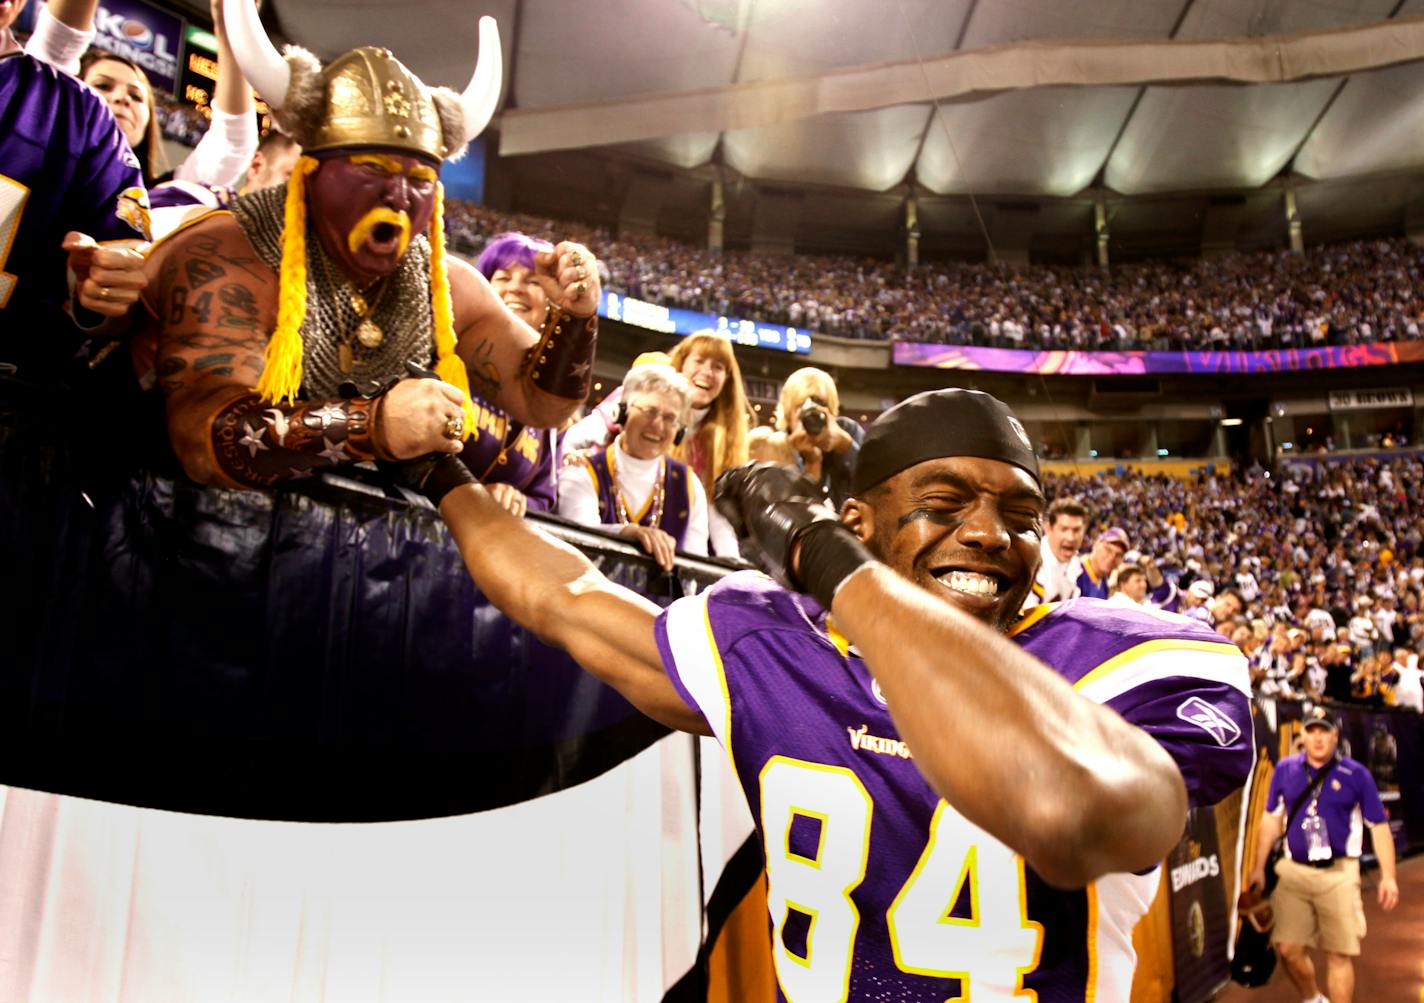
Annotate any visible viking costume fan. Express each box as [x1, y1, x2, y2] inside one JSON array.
[[137, 0, 600, 490]]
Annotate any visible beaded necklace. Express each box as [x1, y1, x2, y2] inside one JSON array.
[[608, 440, 666, 528]]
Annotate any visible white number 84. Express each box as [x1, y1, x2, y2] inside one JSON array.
[[760, 756, 1044, 1002]]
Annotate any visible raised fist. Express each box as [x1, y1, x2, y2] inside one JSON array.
[[533, 241, 600, 318], [714, 462, 839, 589]]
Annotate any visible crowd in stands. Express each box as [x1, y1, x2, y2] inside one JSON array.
[[146, 92, 1424, 356], [441, 199, 1424, 353], [1047, 457, 1424, 711]]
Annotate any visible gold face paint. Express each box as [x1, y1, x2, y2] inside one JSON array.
[[347, 207, 412, 258]]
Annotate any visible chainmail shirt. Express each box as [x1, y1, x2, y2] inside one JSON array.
[[229, 183, 436, 399]]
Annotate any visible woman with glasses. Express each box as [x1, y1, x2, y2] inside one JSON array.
[[557, 364, 711, 571]]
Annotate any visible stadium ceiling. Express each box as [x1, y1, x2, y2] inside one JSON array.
[[264, 0, 1424, 250]]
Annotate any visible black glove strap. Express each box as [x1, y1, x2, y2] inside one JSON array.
[[384, 453, 477, 507], [795, 520, 876, 610]]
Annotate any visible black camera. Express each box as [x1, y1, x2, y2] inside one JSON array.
[[798, 399, 828, 436]]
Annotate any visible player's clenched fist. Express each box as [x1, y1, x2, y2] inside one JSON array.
[[533, 241, 600, 318], [715, 462, 843, 589], [377, 376, 469, 459], [63, 232, 150, 318]]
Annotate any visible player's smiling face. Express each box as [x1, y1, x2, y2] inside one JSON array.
[[846, 455, 1043, 631]]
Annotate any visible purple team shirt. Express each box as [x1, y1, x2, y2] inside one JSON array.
[[656, 580, 1253, 1002], [1, 52, 149, 368], [1267, 753, 1387, 862]]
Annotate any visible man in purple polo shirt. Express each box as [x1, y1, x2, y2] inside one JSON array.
[[1248, 707, 1399, 1003]]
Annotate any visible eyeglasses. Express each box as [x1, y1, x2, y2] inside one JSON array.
[[626, 402, 682, 427]]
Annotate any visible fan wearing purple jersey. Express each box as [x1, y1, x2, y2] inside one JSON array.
[[1, 0, 150, 348], [391, 387, 1253, 1002]]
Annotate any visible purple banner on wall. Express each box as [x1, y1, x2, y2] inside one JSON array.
[[892, 340, 1424, 376]]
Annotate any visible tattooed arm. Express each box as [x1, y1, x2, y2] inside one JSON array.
[[448, 247, 598, 430], [143, 216, 464, 489]]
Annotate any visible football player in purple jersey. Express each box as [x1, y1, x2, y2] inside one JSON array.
[[393, 387, 1253, 1001]]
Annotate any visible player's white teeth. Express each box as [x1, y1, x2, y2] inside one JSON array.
[[937, 570, 999, 597]]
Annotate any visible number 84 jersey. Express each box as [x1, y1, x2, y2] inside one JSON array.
[[654, 572, 1253, 1003]]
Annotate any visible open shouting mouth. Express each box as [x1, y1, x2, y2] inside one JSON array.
[[348, 208, 412, 258]]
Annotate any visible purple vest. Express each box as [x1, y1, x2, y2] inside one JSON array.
[[582, 447, 692, 547]]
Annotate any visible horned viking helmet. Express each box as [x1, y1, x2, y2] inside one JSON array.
[[222, 0, 502, 162]]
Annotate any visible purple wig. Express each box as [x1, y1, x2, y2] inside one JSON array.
[[476, 231, 554, 280]]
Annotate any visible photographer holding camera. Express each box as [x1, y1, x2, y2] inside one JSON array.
[[772, 367, 863, 508]]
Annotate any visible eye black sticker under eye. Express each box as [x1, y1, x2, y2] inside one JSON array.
[[898, 508, 962, 529]]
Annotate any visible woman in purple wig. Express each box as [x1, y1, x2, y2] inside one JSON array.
[[458, 232, 561, 517]]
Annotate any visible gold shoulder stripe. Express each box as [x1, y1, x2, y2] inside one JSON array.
[[824, 615, 853, 658], [1008, 603, 1059, 637], [1072, 638, 1243, 692]]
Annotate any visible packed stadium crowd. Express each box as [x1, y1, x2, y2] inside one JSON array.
[[1046, 457, 1424, 711], [439, 198, 1424, 353]]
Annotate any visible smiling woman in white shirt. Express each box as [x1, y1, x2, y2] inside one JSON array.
[[557, 363, 713, 571]]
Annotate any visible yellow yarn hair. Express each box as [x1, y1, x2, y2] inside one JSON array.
[[255, 155, 320, 404], [429, 183, 477, 438]]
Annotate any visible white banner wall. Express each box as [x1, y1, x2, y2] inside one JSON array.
[[0, 736, 755, 1003]]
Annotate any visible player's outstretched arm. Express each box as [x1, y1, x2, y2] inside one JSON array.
[[418, 460, 710, 735], [448, 242, 599, 431]]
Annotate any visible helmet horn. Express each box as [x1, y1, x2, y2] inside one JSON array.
[[223, 0, 291, 110], [460, 16, 503, 140]]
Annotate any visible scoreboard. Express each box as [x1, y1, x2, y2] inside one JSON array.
[[179, 25, 271, 129]]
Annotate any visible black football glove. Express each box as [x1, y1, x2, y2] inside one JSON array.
[[714, 462, 874, 606]]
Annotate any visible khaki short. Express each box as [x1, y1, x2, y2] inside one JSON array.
[[1270, 857, 1367, 955]]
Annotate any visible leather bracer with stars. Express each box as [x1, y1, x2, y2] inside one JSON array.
[[210, 392, 381, 489], [525, 306, 597, 402]]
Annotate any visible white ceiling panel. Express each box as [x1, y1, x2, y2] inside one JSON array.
[[1106, 79, 1342, 193], [960, 0, 1184, 46], [723, 106, 933, 191], [736, 0, 968, 81], [512, 0, 741, 107], [1175, 0, 1400, 38], [918, 86, 1139, 196], [1295, 63, 1424, 179]]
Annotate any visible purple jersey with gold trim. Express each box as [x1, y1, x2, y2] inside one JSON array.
[[655, 580, 1252, 1002], [1, 52, 149, 365]]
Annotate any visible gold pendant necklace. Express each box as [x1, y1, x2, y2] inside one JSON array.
[[320, 250, 391, 371]]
